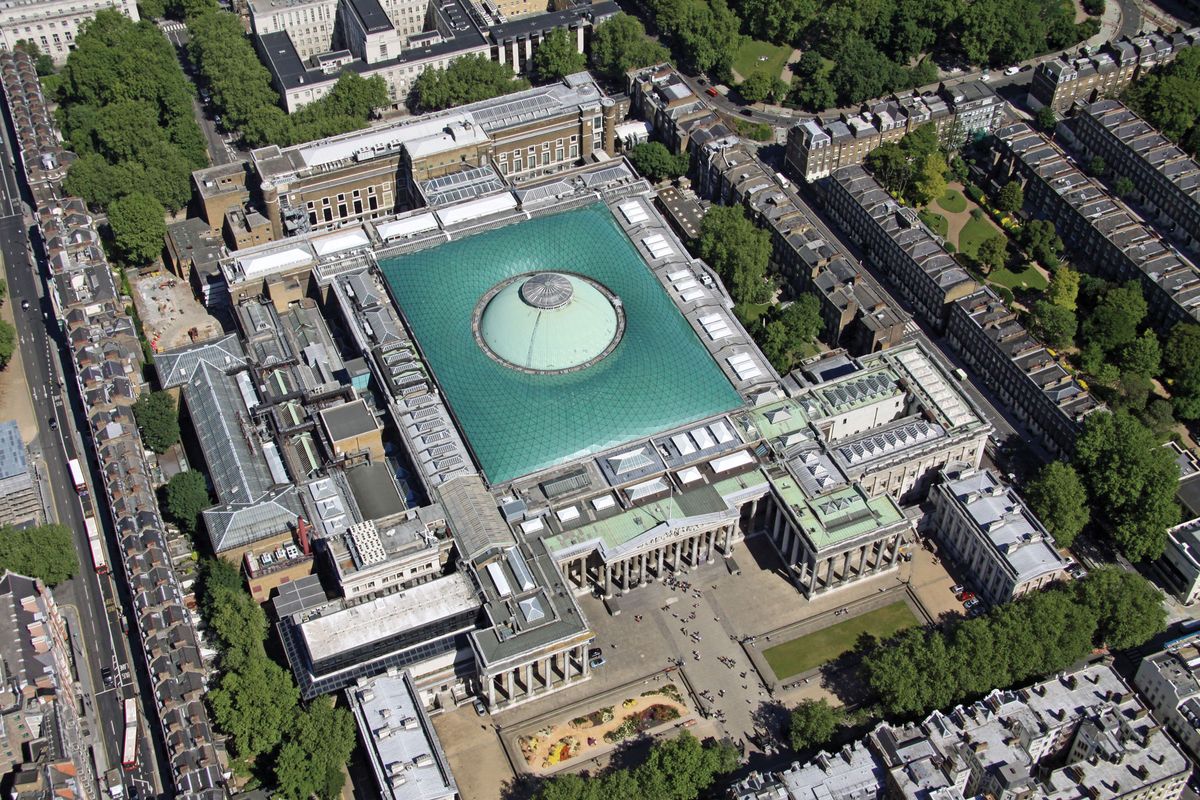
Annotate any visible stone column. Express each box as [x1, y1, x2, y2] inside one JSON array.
[[789, 529, 802, 566], [511, 40, 521, 72], [524, 37, 532, 65], [656, 547, 664, 577], [602, 562, 611, 596], [857, 546, 868, 575], [502, 670, 513, 701], [485, 674, 496, 707], [575, 24, 584, 52], [523, 663, 533, 695]]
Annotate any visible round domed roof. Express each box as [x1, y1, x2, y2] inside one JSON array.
[[475, 272, 624, 374]]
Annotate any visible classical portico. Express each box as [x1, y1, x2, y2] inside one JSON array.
[[763, 478, 912, 598], [479, 640, 593, 710]]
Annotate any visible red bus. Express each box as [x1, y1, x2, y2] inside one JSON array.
[[86, 517, 108, 575], [121, 698, 138, 772], [68, 458, 86, 492]]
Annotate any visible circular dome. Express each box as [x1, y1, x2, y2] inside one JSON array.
[[475, 272, 624, 374]]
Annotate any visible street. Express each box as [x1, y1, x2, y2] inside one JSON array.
[[0, 91, 164, 797], [160, 19, 239, 167]]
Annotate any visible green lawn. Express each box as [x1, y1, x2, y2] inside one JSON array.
[[957, 216, 1002, 258], [762, 601, 919, 680], [936, 188, 967, 214], [732, 39, 792, 82], [989, 264, 1049, 291], [919, 209, 949, 238], [735, 301, 772, 325]]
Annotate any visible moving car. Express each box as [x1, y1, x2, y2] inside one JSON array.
[[20, 299, 29, 310], [705, 87, 719, 97], [101, 667, 115, 689]]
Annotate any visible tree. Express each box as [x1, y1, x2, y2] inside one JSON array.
[[909, 152, 948, 206], [736, 0, 818, 43], [633, 732, 737, 800], [163, 469, 211, 536], [132, 390, 180, 453], [0, 321, 15, 371], [138, 0, 168, 18], [14, 40, 55, 76], [532, 28, 586, 83], [1046, 266, 1080, 311], [1073, 411, 1180, 561], [789, 699, 842, 751], [1020, 219, 1063, 268], [1119, 329, 1161, 377], [1125, 48, 1200, 149], [410, 54, 530, 112], [975, 235, 1007, 273], [1165, 323, 1200, 418], [789, 51, 836, 111], [0, 524, 79, 585], [626, 142, 689, 183], [758, 295, 823, 373], [1077, 566, 1166, 650], [1113, 175, 1135, 198], [274, 697, 357, 800], [1023, 461, 1088, 547], [739, 70, 787, 104], [107, 192, 166, 266], [1087, 156, 1106, 177], [589, 14, 669, 80], [1082, 282, 1146, 355], [210, 651, 299, 759], [648, 0, 742, 78], [829, 37, 906, 106], [995, 181, 1024, 214], [1034, 105, 1057, 132], [697, 205, 772, 305], [1029, 300, 1076, 349]]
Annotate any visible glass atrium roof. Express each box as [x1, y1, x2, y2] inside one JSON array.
[[378, 204, 742, 484]]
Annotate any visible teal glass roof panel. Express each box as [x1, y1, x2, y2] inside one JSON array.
[[378, 204, 743, 484]]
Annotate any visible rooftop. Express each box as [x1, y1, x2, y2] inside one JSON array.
[[377, 203, 742, 484], [0, 420, 28, 481]]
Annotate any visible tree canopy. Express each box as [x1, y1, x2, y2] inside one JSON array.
[[1164, 322, 1200, 419], [1081, 281, 1147, 357], [133, 390, 181, 453], [58, 11, 205, 214], [1019, 219, 1063, 269], [1124, 46, 1200, 156], [163, 469, 211, 536], [758, 295, 823, 373], [864, 124, 943, 205], [1023, 461, 1088, 547], [410, 54, 530, 113], [1029, 300, 1075, 349], [532, 28, 586, 83], [865, 569, 1163, 716], [532, 732, 737, 800], [995, 181, 1024, 214], [0, 524, 79, 586], [643, 0, 742, 79], [589, 13, 670, 80], [0, 321, 15, 371], [1073, 410, 1179, 561], [626, 141, 690, 183], [107, 192, 167, 267], [697, 205, 773, 306], [789, 698, 842, 752], [273, 697, 357, 800], [739, 69, 787, 103], [1045, 266, 1079, 311]]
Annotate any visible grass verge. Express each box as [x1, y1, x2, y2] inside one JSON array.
[[762, 601, 919, 679]]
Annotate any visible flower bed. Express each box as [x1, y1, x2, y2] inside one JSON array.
[[603, 704, 681, 744]]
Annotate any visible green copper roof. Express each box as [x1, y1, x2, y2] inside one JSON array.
[[378, 204, 742, 484], [476, 272, 622, 373]]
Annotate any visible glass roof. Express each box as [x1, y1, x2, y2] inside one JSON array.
[[378, 204, 742, 484]]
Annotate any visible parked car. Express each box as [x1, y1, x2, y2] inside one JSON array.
[[958, 591, 976, 602], [1004, 65, 1020, 75], [964, 598, 981, 609], [950, 584, 964, 594], [473, 699, 487, 716], [705, 87, 719, 97], [589, 655, 607, 669]]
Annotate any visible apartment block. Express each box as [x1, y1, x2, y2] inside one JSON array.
[[1031, 29, 1200, 113], [251, 0, 615, 113], [1069, 99, 1200, 254], [785, 81, 1003, 183], [1134, 629, 1200, 763], [927, 465, 1070, 605], [994, 122, 1200, 331], [0, 0, 138, 64], [0, 420, 39, 526], [822, 165, 977, 329], [735, 662, 1189, 800], [946, 287, 1099, 457]]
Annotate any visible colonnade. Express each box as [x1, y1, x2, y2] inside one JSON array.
[[482, 642, 590, 710]]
